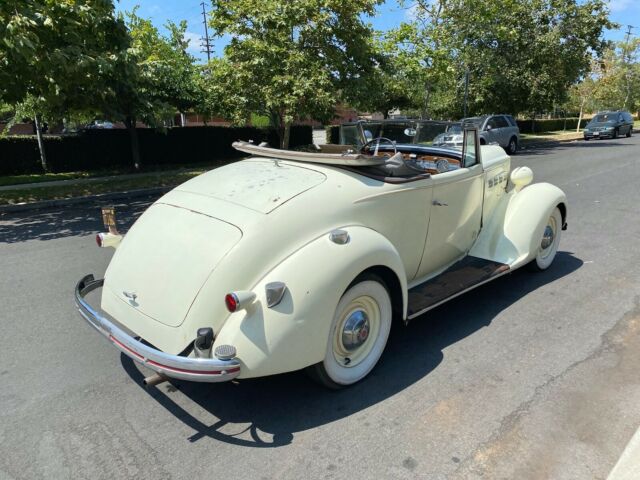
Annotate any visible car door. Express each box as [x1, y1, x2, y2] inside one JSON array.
[[484, 116, 500, 145], [415, 129, 484, 278], [494, 115, 511, 146]]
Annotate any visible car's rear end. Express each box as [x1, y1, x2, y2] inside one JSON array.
[[75, 159, 330, 384]]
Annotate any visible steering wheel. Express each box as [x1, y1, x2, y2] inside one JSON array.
[[360, 137, 397, 156]]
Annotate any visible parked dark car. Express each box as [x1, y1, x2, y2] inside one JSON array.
[[583, 111, 634, 140]]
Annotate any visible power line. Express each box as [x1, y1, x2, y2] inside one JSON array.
[[200, 2, 213, 61]]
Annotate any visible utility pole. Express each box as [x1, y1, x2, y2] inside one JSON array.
[[623, 25, 635, 108], [200, 2, 213, 62]]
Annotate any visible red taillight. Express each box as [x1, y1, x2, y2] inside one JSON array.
[[225, 293, 238, 312], [96, 233, 103, 247]]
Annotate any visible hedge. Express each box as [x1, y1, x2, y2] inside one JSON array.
[[516, 118, 589, 134], [0, 125, 313, 175]]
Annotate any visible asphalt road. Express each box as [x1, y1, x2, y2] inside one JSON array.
[[1, 137, 639, 480]]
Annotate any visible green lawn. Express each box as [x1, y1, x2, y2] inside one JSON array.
[[520, 130, 583, 142], [0, 169, 207, 205], [0, 171, 94, 187], [0, 160, 233, 188]]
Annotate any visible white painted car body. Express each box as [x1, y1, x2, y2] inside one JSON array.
[[76, 133, 567, 385]]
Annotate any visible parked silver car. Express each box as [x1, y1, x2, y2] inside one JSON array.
[[463, 115, 520, 154]]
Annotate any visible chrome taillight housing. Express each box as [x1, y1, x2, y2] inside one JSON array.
[[224, 291, 256, 312]]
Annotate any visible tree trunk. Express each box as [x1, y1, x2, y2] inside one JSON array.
[[34, 114, 49, 172], [421, 84, 432, 120], [125, 116, 142, 170], [530, 115, 535, 134], [577, 99, 585, 133], [282, 121, 292, 150]]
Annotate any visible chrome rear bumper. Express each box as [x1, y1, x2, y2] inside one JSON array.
[[75, 274, 241, 383]]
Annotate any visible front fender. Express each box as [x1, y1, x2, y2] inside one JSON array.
[[214, 226, 407, 379], [470, 183, 567, 269]]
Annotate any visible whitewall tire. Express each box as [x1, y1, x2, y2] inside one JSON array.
[[531, 207, 562, 271], [309, 276, 392, 389]]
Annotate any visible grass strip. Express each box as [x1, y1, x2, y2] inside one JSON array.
[[0, 170, 206, 205]]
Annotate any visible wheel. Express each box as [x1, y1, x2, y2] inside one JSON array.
[[309, 275, 392, 389], [529, 207, 562, 271], [584, 136, 589, 141], [506, 136, 518, 154], [626, 127, 632, 138], [613, 128, 618, 139]]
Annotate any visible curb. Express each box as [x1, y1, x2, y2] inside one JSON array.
[[0, 186, 171, 214]]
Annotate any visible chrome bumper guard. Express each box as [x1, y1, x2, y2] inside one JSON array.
[[75, 274, 241, 383]]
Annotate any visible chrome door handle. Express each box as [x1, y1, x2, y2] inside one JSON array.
[[432, 200, 448, 206]]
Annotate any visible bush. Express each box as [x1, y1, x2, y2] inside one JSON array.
[[0, 125, 313, 175], [516, 118, 589, 134], [326, 125, 340, 144]]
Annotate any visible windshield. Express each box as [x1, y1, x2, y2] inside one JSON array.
[[462, 117, 486, 127], [591, 114, 615, 123], [340, 120, 463, 151]]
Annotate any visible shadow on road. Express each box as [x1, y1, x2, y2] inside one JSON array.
[[122, 251, 583, 448], [0, 196, 158, 244], [519, 138, 633, 156]]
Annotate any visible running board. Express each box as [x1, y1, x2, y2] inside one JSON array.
[[407, 256, 510, 319]]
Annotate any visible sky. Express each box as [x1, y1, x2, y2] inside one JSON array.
[[114, 0, 640, 63]]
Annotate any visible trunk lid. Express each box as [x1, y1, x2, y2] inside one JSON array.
[[174, 159, 327, 214], [103, 203, 242, 327]]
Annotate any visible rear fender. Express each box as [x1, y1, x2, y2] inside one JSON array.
[[214, 226, 407, 379], [470, 183, 567, 269]]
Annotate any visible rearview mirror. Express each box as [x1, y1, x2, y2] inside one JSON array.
[[404, 128, 417, 137], [363, 129, 373, 141]]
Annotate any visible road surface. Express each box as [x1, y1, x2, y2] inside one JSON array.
[[1, 137, 639, 479]]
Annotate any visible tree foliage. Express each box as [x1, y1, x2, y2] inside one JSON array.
[[0, 0, 128, 170], [394, 0, 614, 118], [205, 0, 382, 148]]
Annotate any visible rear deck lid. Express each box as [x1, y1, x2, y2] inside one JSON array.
[[174, 159, 327, 214], [104, 204, 242, 327]]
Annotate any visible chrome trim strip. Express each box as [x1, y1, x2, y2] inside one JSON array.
[[75, 275, 241, 383], [407, 269, 511, 320]]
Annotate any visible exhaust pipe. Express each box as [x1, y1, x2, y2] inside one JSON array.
[[143, 372, 168, 387]]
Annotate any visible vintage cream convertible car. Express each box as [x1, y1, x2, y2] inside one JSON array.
[[76, 126, 567, 388]]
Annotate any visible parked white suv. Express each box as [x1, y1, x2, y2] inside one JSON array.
[[463, 115, 520, 154]]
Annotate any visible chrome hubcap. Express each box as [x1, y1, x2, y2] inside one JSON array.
[[341, 310, 370, 351], [541, 225, 555, 249]]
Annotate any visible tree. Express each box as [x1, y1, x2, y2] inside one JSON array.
[[400, 0, 613, 120], [0, 0, 129, 171], [587, 39, 640, 113], [207, 0, 383, 149], [101, 10, 203, 169], [380, 2, 458, 118]]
